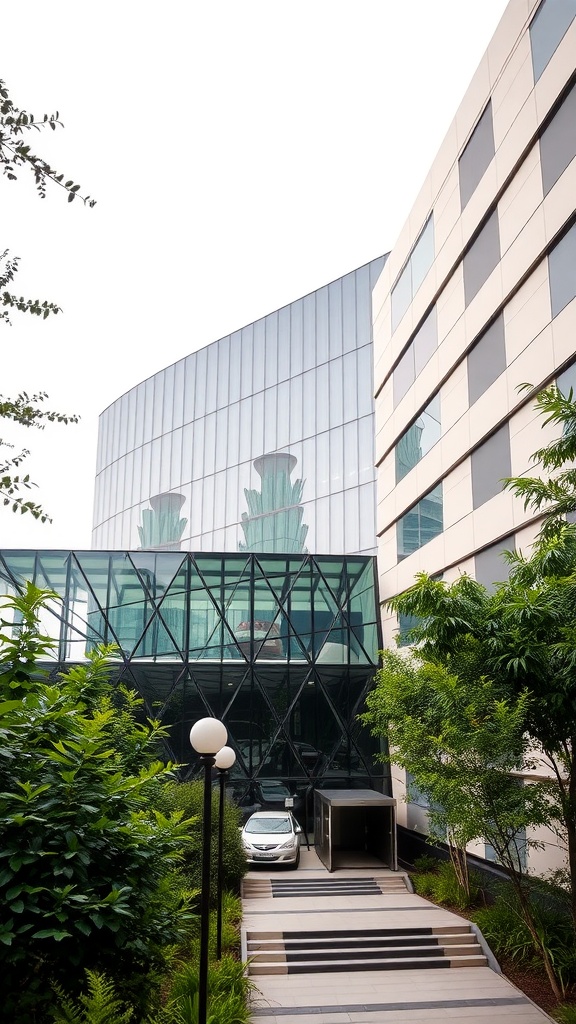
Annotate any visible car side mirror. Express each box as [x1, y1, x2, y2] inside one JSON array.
[[295, 824, 303, 834]]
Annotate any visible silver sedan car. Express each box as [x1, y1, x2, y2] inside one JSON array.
[[241, 811, 302, 868]]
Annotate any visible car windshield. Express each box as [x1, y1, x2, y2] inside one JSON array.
[[246, 816, 291, 834]]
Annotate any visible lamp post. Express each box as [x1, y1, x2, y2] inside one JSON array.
[[189, 717, 228, 1024], [214, 745, 236, 960]]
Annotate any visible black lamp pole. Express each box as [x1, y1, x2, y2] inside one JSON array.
[[199, 751, 215, 1024], [189, 718, 228, 1024], [214, 745, 236, 961]]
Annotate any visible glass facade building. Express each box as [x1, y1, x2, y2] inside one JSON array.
[[0, 550, 388, 814], [92, 256, 386, 556]]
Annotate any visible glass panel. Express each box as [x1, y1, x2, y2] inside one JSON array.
[[413, 306, 438, 375], [241, 323, 255, 399], [397, 484, 443, 560], [530, 0, 576, 81], [468, 313, 507, 404], [217, 336, 230, 409], [463, 211, 501, 305], [395, 392, 441, 482], [152, 373, 164, 440], [328, 279, 343, 358], [252, 320, 265, 395], [471, 423, 511, 509], [549, 222, 576, 319], [290, 298, 303, 377], [459, 101, 495, 209], [229, 331, 242, 405], [302, 292, 316, 372], [264, 312, 278, 389], [183, 355, 196, 425], [391, 263, 411, 332], [540, 80, 576, 195], [357, 344, 373, 418], [393, 346, 415, 407], [162, 364, 175, 435], [278, 305, 291, 383], [172, 358, 185, 430], [411, 216, 435, 294], [329, 358, 344, 428], [342, 271, 357, 354], [475, 535, 515, 590]]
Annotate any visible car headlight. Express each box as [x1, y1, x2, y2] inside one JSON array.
[[279, 837, 296, 849]]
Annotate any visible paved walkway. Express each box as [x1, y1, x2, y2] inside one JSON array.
[[241, 847, 554, 1024]]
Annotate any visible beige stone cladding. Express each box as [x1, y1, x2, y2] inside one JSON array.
[[374, 0, 576, 877]]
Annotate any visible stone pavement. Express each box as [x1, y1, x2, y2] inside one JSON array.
[[241, 846, 554, 1024]]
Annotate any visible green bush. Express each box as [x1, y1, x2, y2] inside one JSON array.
[[474, 892, 576, 994], [155, 781, 246, 900], [412, 861, 481, 911], [0, 585, 197, 1022], [413, 854, 440, 873], [555, 1005, 576, 1024]]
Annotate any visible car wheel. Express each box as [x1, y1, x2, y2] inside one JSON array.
[[290, 849, 300, 870]]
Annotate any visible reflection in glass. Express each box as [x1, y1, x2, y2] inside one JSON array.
[[137, 493, 188, 550], [240, 453, 308, 553], [397, 484, 443, 560], [395, 393, 441, 482]]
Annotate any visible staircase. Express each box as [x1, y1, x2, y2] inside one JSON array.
[[242, 874, 410, 899], [245, 923, 487, 976]]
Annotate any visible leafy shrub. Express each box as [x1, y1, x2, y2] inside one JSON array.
[[155, 781, 246, 900], [156, 955, 252, 1024], [474, 892, 576, 994], [0, 585, 197, 1022], [555, 1004, 576, 1024], [51, 970, 134, 1024], [413, 854, 441, 873], [412, 861, 481, 910]]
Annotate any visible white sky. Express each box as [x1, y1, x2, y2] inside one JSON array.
[[1, 0, 509, 550]]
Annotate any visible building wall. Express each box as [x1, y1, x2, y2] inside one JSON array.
[[93, 256, 386, 555], [373, 0, 576, 872]]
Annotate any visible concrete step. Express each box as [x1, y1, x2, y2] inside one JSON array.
[[245, 924, 487, 976], [248, 953, 488, 975], [242, 874, 409, 899]]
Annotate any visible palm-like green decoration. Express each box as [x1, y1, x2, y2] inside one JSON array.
[[137, 492, 187, 550]]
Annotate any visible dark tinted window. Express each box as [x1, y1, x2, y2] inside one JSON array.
[[467, 314, 506, 405], [540, 81, 576, 195], [471, 423, 511, 509], [530, 0, 576, 81], [475, 535, 515, 591], [395, 393, 441, 483], [459, 102, 495, 209], [397, 484, 443, 560], [549, 222, 576, 318], [463, 211, 501, 305], [393, 346, 416, 407]]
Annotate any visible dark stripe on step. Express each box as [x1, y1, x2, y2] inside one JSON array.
[[286, 958, 451, 973], [281, 936, 441, 950], [250, 996, 530, 1016]]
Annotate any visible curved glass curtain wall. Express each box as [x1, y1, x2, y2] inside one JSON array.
[[0, 550, 388, 810], [92, 256, 386, 555]]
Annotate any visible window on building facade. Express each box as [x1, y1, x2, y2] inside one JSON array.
[[391, 216, 435, 331], [475, 534, 515, 591], [467, 314, 507, 405], [459, 101, 495, 209], [540, 80, 576, 196], [530, 0, 576, 82], [557, 361, 576, 397], [393, 307, 438, 407], [397, 483, 443, 561], [471, 423, 511, 509], [549, 222, 576, 318], [463, 211, 501, 305], [395, 393, 441, 482]]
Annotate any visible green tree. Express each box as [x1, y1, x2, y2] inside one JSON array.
[[504, 382, 576, 538], [1, 77, 95, 522], [0, 584, 196, 1023], [361, 648, 561, 995]]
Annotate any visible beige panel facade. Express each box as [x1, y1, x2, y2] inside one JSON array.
[[373, 0, 576, 876]]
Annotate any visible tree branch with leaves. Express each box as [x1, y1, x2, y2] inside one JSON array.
[[1, 77, 96, 522]]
